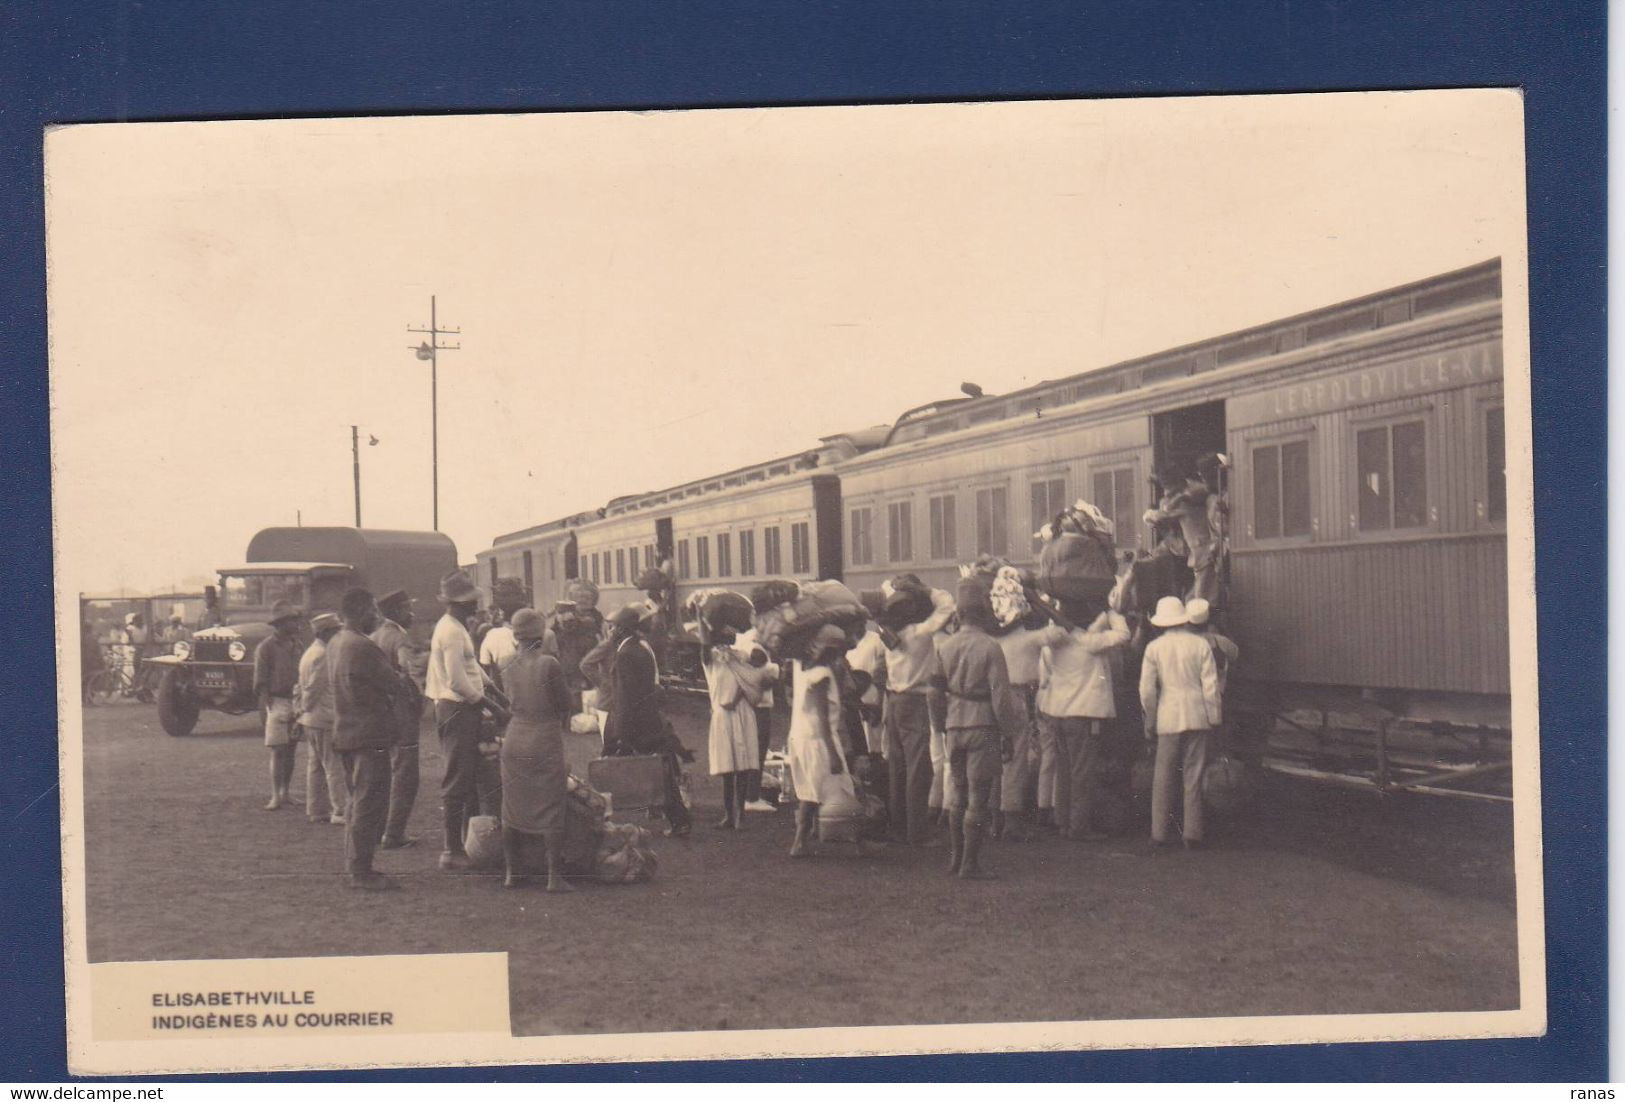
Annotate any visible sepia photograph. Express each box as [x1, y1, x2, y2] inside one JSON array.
[[46, 90, 1542, 1074]]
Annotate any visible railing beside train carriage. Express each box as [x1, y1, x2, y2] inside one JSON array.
[[1227, 689, 1513, 803]]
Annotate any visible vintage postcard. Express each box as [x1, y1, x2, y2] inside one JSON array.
[[47, 90, 1541, 1075]]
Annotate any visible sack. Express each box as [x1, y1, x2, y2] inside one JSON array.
[[1202, 755, 1253, 814], [754, 579, 867, 660], [569, 711, 599, 735], [592, 821, 659, 884], [750, 579, 802, 615], [816, 772, 864, 843], [701, 591, 755, 635], [1038, 531, 1118, 602], [587, 754, 668, 812], [464, 815, 504, 870]]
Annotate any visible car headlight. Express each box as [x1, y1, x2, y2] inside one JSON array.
[[227, 640, 247, 661], [172, 640, 191, 659]]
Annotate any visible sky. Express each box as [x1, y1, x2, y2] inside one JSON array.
[[44, 91, 1526, 596]]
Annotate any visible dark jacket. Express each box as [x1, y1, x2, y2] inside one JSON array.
[[326, 627, 399, 751], [603, 634, 663, 755]]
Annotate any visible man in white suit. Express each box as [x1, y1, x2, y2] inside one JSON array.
[[1138, 596, 1222, 849]]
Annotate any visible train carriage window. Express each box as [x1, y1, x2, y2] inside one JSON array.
[[717, 533, 732, 578], [614, 548, 624, 584], [696, 536, 711, 579], [523, 552, 534, 601], [763, 527, 782, 575], [646, 545, 656, 571], [489, 559, 499, 589], [849, 508, 873, 566], [677, 540, 691, 580], [791, 522, 812, 574], [1357, 419, 1428, 531], [1029, 478, 1066, 554], [929, 494, 957, 560], [1485, 406, 1506, 524], [547, 549, 556, 580], [1091, 468, 1139, 550], [1251, 439, 1311, 540], [974, 486, 1008, 557], [887, 501, 913, 562], [739, 529, 757, 576]]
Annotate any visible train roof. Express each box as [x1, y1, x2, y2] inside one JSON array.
[[490, 510, 601, 548], [480, 260, 1500, 551], [882, 258, 1501, 446]]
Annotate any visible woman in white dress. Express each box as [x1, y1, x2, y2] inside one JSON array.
[[786, 623, 852, 858], [703, 624, 779, 830]]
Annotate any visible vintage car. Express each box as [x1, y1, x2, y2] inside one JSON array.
[[147, 527, 458, 736]]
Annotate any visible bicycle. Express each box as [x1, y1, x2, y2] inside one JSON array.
[[83, 643, 160, 705]]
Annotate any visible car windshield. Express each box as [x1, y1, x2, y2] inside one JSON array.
[[221, 574, 310, 610]]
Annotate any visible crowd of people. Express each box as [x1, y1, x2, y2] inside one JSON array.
[[253, 459, 1236, 891]]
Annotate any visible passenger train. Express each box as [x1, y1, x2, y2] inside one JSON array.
[[477, 259, 1512, 799]]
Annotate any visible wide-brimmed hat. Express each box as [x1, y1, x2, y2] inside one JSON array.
[[309, 612, 341, 634], [609, 601, 653, 632], [438, 569, 481, 603], [268, 600, 301, 625], [1185, 598, 1211, 626], [376, 588, 411, 613], [1148, 595, 1189, 628], [511, 607, 548, 643]]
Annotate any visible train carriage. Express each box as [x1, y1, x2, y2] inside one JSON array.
[[476, 260, 1512, 797], [835, 258, 1510, 796]]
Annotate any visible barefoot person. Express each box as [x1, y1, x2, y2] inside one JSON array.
[[327, 587, 403, 891], [254, 600, 305, 811], [499, 609, 575, 892], [785, 624, 852, 858], [701, 621, 779, 831]]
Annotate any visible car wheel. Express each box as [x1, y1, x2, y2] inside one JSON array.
[[156, 668, 200, 737]]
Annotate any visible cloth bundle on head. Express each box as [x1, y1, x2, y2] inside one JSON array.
[[1036, 498, 1117, 605], [749, 579, 802, 615], [310, 612, 341, 634], [634, 567, 671, 596], [957, 554, 1034, 629], [878, 573, 934, 629], [682, 588, 753, 636], [751, 578, 866, 660]]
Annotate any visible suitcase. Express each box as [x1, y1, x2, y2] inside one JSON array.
[[587, 754, 668, 814]]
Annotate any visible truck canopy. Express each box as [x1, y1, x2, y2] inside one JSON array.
[[243, 528, 459, 642]]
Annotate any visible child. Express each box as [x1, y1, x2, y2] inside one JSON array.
[[786, 624, 852, 858], [702, 622, 778, 830], [1138, 596, 1222, 849]]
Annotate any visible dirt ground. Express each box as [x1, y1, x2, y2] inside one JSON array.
[[79, 696, 1521, 1036]]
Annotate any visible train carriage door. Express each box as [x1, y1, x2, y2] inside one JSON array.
[[654, 517, 674, 566], [811, 475, 844, 581], [563, 532, 579, 580], [1151, 400, 1227, 499]]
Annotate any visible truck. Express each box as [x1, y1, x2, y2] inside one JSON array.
[[146, 527, 459, 736]]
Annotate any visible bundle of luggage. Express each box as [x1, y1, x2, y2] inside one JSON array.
[[760, 749, 793, 806], [682, 588, 755, 637], [958, 554, 1036, 629], [749, 578, 867, 661], [1035, 499, 1118, 606], [873, 572, 943, 629], [634, 566, 672, 597], [590, 820, 659, 884]]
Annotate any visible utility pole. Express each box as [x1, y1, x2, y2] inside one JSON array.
[[351, 425, 362, 527], [407, 296, 461, 531]]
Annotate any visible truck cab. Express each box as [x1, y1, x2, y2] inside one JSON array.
[[149, 528, 457, 736]]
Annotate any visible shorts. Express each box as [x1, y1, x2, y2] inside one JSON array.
[[264, 696, 296, 747], [944, 727, 1003, 789]]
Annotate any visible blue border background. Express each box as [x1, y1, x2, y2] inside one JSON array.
[[0, 0, 1605, 1082]]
